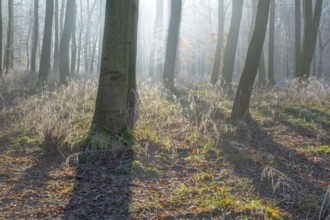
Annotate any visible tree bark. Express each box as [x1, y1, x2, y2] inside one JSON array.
[[210, 0, 224, 84], [231, 0, 270, 121], [149, 0, 164, 80], [0, 0, 2, 77], [268, 0, 275, 86], [163, 0, 182, 91], [30, 0, 38, 73], [4, 0, 14, 71], [294, 0, 301, 78], [299, 0, 323, 80], [59, 0, 76, 85], [38, 0, 54, 84], [93, 0, 138, 134], [70, 2, 77, 76], [53, 0, 60, 73], [221, 0, 243, 90]]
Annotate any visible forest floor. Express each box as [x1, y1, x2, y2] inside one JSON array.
[[0, 74, 329, 220]]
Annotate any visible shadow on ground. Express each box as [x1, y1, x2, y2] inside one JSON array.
[[62, 150, 134, 219]]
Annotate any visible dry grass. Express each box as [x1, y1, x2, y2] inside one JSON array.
[[0, 73, 329, 219]]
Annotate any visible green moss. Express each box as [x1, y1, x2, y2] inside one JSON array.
[[132, 160, 160, 178]]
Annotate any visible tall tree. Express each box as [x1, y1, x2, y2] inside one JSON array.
[[210, 0, 224, 84], [53, 0, 60, 73], [70, 1, 77, 76], [163, 0, 182, 91], [0, 0, 2, 77], [268, 0, 275, 86], [149, 0, 164, 80], [93, 0, 139, 133], [294, 0, 301, 78], [38, 0, 54, 84], [30, 0, 38, 73], [59, 0, 76, 85], [298, 0, 323, 80], [231, 0, 270, 121], [4, 0, 14, 71], [221, 0, 243, 90]]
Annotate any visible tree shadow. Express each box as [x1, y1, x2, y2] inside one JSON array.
[[62, 150, 134, 219]]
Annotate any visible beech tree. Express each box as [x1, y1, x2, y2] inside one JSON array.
[[297, 0, 323, 80], [221, 0, 243, 90], [268, 0, 275, 86], [231, 0, 270, 121], [4, 0, 14, 71], [30, 0, 38, 73], [59, 0, 76, 85], [38, 0, 54, 84], [93, 0, 139, 134], [210, 0, 224, 84], [163, 0, 182, 91]]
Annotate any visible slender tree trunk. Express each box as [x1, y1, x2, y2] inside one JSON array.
[[294, 0, 301, 78], [59, 0, 76, 85], [70, 2, 77, 76], [38, 0, 54, 84], [231, 0, 270, 121], [53, 0, 59, 73], [149, 0, 164, 80], [76, 0, 84, 75], [258, 51, 266, 85], [30, 0, 38, 73], [59, 0, 65, 38], [93, 0, 138, 134], [221, 0, 243, 90], [0, 0, 2, 77], [4, 0, 14, 71], [210, 0, 224, 84], [163, 0, 182, 91], [268, 0, 275, 86], [96, 1, 106, 75]]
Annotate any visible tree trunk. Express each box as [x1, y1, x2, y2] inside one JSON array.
[[128, 0, 139, 129], [210, 0, 224, 84], [30, 0, 38, 73], [221, 0, 243, 90], [0, 0, 2, 77], [268, 0, 275, 86], [149, 0, 164, 80], [59, 0, 76, 85], [38, 0, 54, 84], [4, 0, 14, 71], [163, 0, 182, 91], [53, 0, 60, 73], [231, 0, 270, 121], [294, 0, 301, 78], [258, 51, 266, 85], [93, 0, 138, 134], [299, 0, 323, 80], [70, 2, 77, 76]]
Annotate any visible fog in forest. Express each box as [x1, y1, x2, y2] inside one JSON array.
[[0, 0, 329, 219]]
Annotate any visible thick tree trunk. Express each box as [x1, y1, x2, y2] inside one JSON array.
[[210, 0, 224, 84], [93, 0, 138, 134], [268, 0, 275, 86], [38, 0, 54, 84], [299, 0, 323, 80], [221, 0, 243, 90], [128, 0, 139, 129], [231, 0, 270, 121], [59, 0, 76, 85], [163, 0, 182, 91], [30, 0, 38, 73]]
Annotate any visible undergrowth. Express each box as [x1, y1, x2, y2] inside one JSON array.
[[1, 73, 329, 219]]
